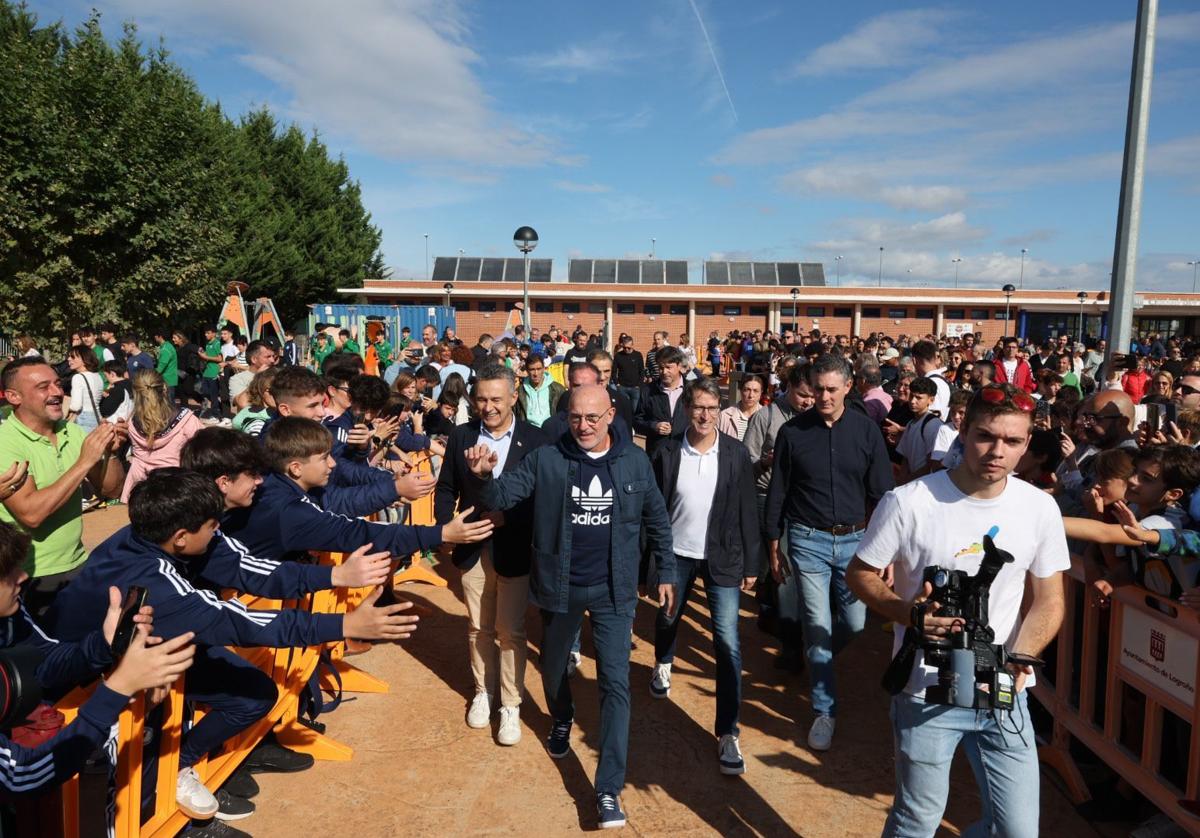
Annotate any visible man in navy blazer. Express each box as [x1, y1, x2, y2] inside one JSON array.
[[645, 376, 761, 776], [435, 363, 548, 747]]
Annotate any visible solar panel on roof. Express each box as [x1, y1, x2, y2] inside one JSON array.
[[753, 262, 777, 285], [529, 259, 552, 282], [457, 258, 481, 281], [480, 258, 505, 282], [594, 260, 617, 283], [641, 260, 664, 283], [705, 261, 729, 284], [801, 262, 827, 286], [665, 260, 688, 284], [617, 260, 640, 284], [432, 257, 457, 282], [501, 258, 521, 281], [777, 262, 802, 286], [730, 262, 753, 284], [569, 259, 593, 283]]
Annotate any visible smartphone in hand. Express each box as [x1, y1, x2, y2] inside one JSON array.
[[111, 586, 148, 658]]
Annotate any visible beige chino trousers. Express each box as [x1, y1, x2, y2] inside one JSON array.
[[460, 549, 529, 708]]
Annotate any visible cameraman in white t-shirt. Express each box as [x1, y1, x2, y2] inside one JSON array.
[[847, 383, 1069, 838]]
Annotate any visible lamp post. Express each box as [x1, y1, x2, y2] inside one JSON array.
[[952, 257, 963, 289], [1002, 283, 1016, 337], [650, 237, 656, 258], [1019, 248, 1027, 289], [834, 255, 843, 286], [1189, 260, 1199, 293], [1077, 291, 1088, 346], [443, 282, 454, 310], [423, 233, 430, 281], [790, 287, 799, 332], [878, 246, 884, 286], [513, 226, 538, 335]]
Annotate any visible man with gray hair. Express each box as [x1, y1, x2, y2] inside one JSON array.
[[855, 359, 892, 424], [764, 353, 894, 752], [435, 362, 549, 746]]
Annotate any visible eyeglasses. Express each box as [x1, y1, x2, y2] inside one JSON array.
[[977, 385, 1035, 413], [1078, 412, 1119, 424], [1176, 384, 1200, 397], [567, 410, 611, 427], [689, 405, 720, 414]]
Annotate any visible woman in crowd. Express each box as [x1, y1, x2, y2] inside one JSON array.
[[65, 345, 105, 432], [16, 335, 39, 358], [717, 374, 764, 441], [121, 369, 203, 502], [232, 367, 278, 437], [1141, 369, 1174, 405]]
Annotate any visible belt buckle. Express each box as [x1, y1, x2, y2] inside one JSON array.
[[830, 524, 854, 536]]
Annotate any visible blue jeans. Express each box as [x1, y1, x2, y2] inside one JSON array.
[[618, 385, 640, 415], [786, 523, 866, 717], [884, 692, 1039, 837], [541, 583, 635, 795], [653, 555, 743, 736]]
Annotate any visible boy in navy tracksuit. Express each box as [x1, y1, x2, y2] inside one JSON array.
[[262, 365, 432, 518], [221, 417, 492, 564], [45, 469, 420, 824], [0, 523, 196, 798]]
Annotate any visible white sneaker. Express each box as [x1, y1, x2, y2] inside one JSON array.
[[807, 714, 835, 752], [566, 651, 582, 677], [176, 766, 218, 819], [466, 692, 492, 729], [497, 705, 521, 746], [718, 734, 745, 775], [649, 662, 671, 699]]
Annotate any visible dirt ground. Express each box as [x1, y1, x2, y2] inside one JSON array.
[[82, 506, 1103, 837]]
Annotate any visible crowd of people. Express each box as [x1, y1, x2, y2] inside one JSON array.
[[0, 316, 1198, 836]]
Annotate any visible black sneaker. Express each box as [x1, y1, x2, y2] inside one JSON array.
[[185, 819, 251, 837], [547, 718, 573, 759], [222, 768, 259, 800], [243, 739, 314, 774], [597, 793, 626, 829], [214, 789, 255, 822]]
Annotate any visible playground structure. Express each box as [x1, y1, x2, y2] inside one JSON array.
[[216, 282, 287, 345]]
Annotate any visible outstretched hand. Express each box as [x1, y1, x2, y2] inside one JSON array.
[[464, 444, 499, 477], [332, 543, 393, 588]]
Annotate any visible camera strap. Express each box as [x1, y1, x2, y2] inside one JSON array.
[[882, 626, 922, 696]]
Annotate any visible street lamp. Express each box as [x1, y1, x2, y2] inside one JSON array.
[[1002, 283, 1016, 337], [513, 226, 538, 335], [423, 233, 430, 281], [878, 246, 885, 287], [443, 282, 454, 310], [790, 287, 799, 331], [1076, 291, 1088, 347], [1189, 260, 1199, 294], [834, 255, 843, 286], [1019, 248, 1027, 289], [650, 237, 656, 258], [952, 257, 963, 289]]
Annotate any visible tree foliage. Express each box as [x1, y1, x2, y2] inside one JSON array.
[[0, 2, 382, 342]]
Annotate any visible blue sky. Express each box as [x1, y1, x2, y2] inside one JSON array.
[[26, 0, 1200, 291]]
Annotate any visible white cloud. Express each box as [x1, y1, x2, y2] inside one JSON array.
[[788, 9, 954, 77], [107, 0, 557, 167], [554, 180, 612, 194], [516, 39, 638, 79], [879, 185, 969, 212], [778, 165, 968, 212]]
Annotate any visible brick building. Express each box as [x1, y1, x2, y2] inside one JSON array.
[[338, 275, 1200, 351]]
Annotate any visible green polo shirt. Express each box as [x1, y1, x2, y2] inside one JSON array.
[[156, 341, 178, 387], [373, 340, 394, 367], [203, 338, 221, 379], [0, 416, 87, 577]]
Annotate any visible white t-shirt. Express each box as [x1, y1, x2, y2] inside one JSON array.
[[896, 413, 943, 472], [925, 368, 951, 419], [931, 424, 959, 464], [856, 470, 1071, 697], [670, 435, 720, 559], [1002, 359, 1018, 382]]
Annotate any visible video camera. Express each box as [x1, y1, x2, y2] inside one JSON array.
[[883, 535, 1041, 711]]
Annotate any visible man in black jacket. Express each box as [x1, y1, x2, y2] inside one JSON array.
[[647, 377, 760, 777], [634, 345, 689, 457], [612, 335, 645, 413], [435, 363, 547, 746]]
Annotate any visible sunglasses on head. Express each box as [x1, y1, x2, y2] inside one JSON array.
[[977, 384, 1035, 413]]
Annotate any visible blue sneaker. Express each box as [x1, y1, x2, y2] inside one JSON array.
[[596, 793, 626, 829], [547, 718, 572, 759]]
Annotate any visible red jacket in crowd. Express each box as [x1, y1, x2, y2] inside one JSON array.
[[992, 358, 1036, 393]]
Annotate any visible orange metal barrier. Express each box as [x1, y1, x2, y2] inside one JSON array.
[[393, 449, 446, 588], [1034, 567, 1200, 835]]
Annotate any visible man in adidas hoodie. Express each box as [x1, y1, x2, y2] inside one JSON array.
[[466, 385, 675, 830]]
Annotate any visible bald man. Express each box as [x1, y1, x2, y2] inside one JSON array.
[[1060, 390, 1139, 501], [467, 384, 675, 829]]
